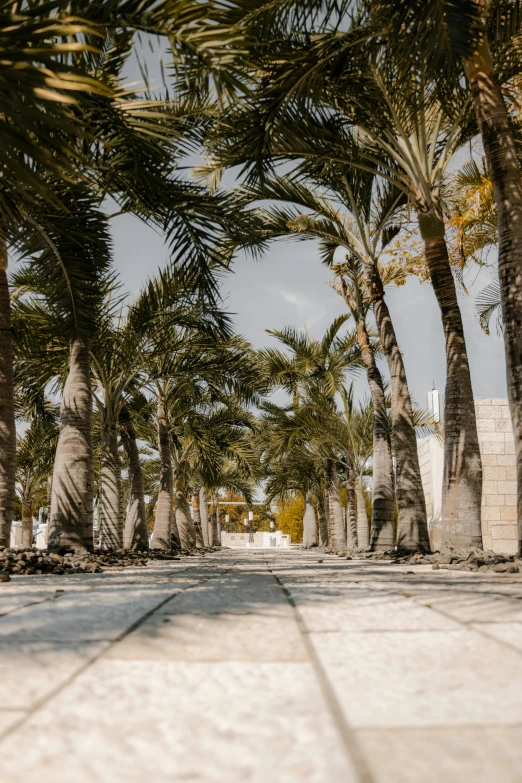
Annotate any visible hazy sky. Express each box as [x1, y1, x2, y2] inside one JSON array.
[[109, 210, 507, 410]]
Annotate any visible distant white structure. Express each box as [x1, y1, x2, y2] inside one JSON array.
[[9, 520, 22, 548], [418, 393, 517, 554], [427, 387, 443, 423], [36, 524, 48, 550], [221, 530, 291, 549]]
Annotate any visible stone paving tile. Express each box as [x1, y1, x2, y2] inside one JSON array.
[[408, 589, 522, 624], [105, 610, 307, 661], [311, 628, 522, 727], [0, 712, 26, 734], [356, 726, 522, 783], [471, 621, 522, 651], [0, 661, 354, 783], [156, 575, 292, 617], [291, 591, 460, 632], [0, 641, 110, 710], [0, 583, 181, 641]]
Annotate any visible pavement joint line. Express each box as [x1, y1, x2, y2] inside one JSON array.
[[351, 720, 522, 732], [0, 557, 240, 745], [0, 593, 67, 619], [264, 557, 376, 783], [384, 581, 522, 659]]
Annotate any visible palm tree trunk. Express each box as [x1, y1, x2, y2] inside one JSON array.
[[0, 248, 16, 547], [175, 482, 196, 550], [370, 266, 430, 551], [346, 470, 358, 550], [303, 490, 318, 547], [357, 316, 395, 550], [199, 486, 212, 547], [315, 490, 329, 546], [21, 495, 33, 549], [327, 459, 347, 552], [120, 405, 148, 550], [49, 339, 94, 552], [151, 397, 173, 550], [419, 211, 483, 550], [99, 416, 122, 550], [465, 42, 522, 554], [212, 491, 222, 545], [356, 476, 370, 551], [191, 493, 205, 548]]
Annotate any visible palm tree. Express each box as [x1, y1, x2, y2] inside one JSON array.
[[11, 183, 114, 552], [340, 387, 375, 551], [259, 319, 362, 552], [0, 2, 164, 546], [328, 261, 395, 549], [119, 397, 150, 551], [88, 292, 153, 551], [15, 409, 59, 548], [259, 401, 325, 548]]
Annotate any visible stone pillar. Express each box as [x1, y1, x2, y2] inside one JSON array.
[[9, 520, 22, 548], [417, 436, 444, 551]]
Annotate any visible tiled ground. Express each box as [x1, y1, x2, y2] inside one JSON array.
[[1, 549, 522, 782]]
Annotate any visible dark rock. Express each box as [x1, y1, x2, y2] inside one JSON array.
[[0, 571, 10, 582]]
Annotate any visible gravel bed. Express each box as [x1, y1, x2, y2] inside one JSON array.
[[339, 548, 522, 573], [0, 546, 211, 581]]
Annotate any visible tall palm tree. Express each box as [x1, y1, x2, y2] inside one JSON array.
[[11, 183, 113, 552], [0, 2, 164, 547], [328, 261, 394, 549], [15, 408, 59, 548], [340, 386, 375, 551]]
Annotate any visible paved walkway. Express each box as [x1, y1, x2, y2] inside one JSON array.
[[1, 549, 522, 782]]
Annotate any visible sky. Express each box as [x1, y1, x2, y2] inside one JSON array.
[[108, 211, 508, 410]]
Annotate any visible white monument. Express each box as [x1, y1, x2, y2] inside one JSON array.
[[221, 530, 291, 549]]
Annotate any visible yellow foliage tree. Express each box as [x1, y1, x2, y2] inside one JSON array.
[[274, 494, 304, 543]]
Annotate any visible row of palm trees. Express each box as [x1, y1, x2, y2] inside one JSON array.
[[2, 2, 522, 555], [14, 264, 262, 552]]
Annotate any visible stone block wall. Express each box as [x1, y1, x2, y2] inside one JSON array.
[[417, 398, 518, 554], [475, 398, 517, 554]]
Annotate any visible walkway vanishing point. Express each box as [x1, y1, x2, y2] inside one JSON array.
[[1, 548, 522, 782]]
